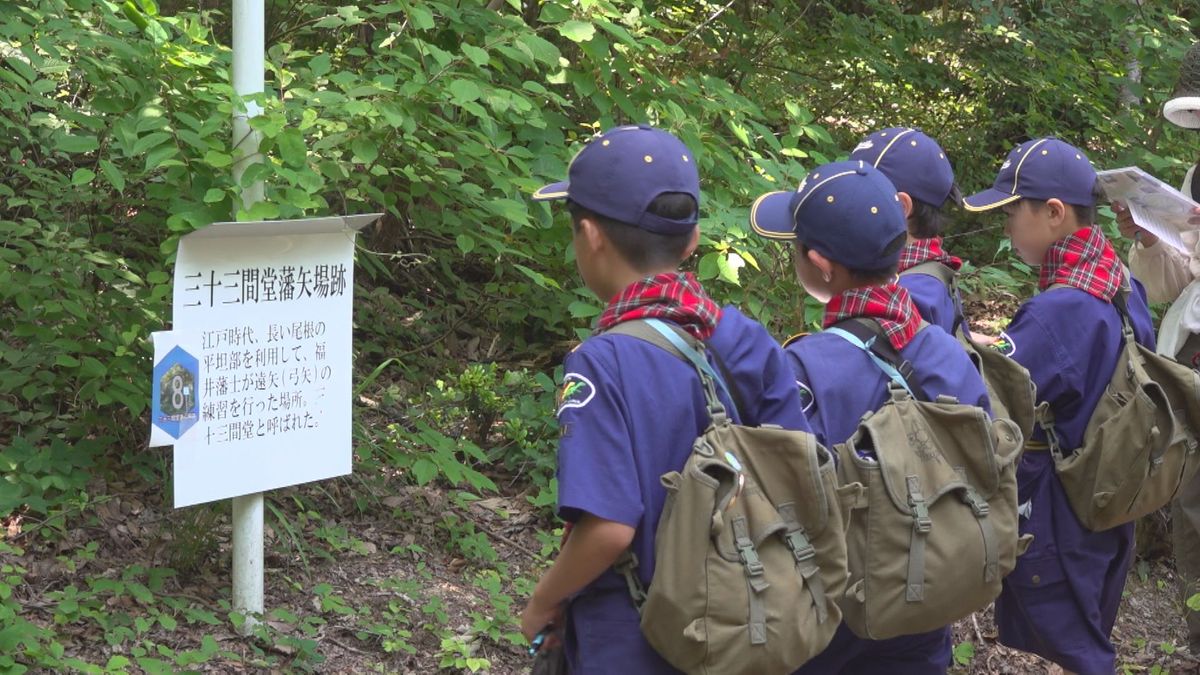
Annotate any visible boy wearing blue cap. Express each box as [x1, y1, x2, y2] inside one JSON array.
[[963, 138, 1157, 674], [519, 124, 812, 673], [850, 128, 965, 333], [751, 160, 990, 673]]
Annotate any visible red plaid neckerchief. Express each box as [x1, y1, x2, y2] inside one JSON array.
[[1038, 226, 1122, 301], [596, 272, 722, 340], [897, 237, 963, 273], [823, 283, 922, 351]]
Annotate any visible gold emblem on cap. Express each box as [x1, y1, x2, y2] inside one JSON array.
[[1075, 154, 1081, 159], [644, 155, 653, 163], [602, 140, 610, 146], [871, 206, 879, 213], [1041, 149, 1048, 155], [682, 155, 689, 162], [939, 153, 944, 159], [910, 140, 917, 146]]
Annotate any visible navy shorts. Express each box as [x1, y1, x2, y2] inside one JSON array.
[[793, 621, 951, 674]]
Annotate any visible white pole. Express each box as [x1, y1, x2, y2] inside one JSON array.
[[231, 0, 265, 635]]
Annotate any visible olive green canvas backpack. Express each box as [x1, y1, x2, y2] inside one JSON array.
[[900, 260, 1039, 443], [604, 319, 856, 675], [826, 319, 1026, 640], [1041, 280, 1200, 531]]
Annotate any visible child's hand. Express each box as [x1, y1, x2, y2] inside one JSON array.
[[1112, 201, 1160, 247], [972, 333, 999, 346], [520, 596, 564, 651]]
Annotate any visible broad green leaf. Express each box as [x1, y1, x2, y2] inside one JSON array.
[[55, 133, 99, 154], [70, 169, 95, 186], [309, 54, 331, 77], [557, 20, 596, 43], [202, 188, 225, 203], [567, 301, 601, 318], [351, 137, 379, 164], [276, 128, 307, 167], [408, 5, 434, 30], [462, 44, 489, 67], [98, 159, 125, 193], [455, 234, 475, 254], [448, 79, 482, 103]]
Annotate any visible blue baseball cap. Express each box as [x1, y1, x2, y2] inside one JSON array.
[[531, 124, 700, 235], [750, 160, 907, 270], [963, 138, 1097, 212], [849, 127, 958, 207]]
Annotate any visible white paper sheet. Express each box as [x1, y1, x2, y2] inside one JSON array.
[[1096, 166, 1200, 254]]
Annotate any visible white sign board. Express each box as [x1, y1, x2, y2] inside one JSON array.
[[165, 214, 379, 507]]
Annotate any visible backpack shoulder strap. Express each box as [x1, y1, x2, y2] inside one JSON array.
[[603, 319, 738, 421], [901, 261, 968, 336], [826, 318, 930, 401], [899, 260, 956, 287]]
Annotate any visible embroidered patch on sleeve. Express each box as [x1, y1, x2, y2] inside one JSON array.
[[796, 381, 815, 414], [556, 373, 596, 416], [993, 331, 1016, 357]]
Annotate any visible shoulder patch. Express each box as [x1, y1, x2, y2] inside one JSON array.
[[993, 330, 1016, 357], [796, 380, 815, 414], [557, 373, 596, 416]]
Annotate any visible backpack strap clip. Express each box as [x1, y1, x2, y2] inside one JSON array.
[[614, 550, 647, 613]]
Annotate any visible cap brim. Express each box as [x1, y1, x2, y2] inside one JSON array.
[[532, 181, 570, 201], [962, 188, 1021, 212], [749, 191, 796, 240], [1164, 96, 1200, 129]]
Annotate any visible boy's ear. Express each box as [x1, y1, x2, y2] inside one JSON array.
[[807, 246, 835, 280], [578, 214, 606, 252], [1044, 198, 1069, 227], [897, 191, 914, 219], [681, 227, 700, 260]]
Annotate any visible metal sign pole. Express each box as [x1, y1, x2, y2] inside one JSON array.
[[230, 0, 265, 635]]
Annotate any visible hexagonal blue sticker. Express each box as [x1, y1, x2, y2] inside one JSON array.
[[152, 342, 200, 442]]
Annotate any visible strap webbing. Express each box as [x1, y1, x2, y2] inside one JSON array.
[[778, 503, 828, 623], [956, 467, 999, 583], [732, 516, 768, 645], [602, 319, 738, 421], [900, 260, 967, 336], [905, 475, 931, 603], [826, 323, 918, 399]]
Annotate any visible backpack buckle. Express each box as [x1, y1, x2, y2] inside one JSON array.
[[963, 488, 989, 518], [785, 530, 816, 563], [906, 476, 932, 533], [738, 542, 765, 576]]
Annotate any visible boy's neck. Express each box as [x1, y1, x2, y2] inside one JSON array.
[[598, 265, 680, 305]]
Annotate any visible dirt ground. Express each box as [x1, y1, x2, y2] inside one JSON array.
[[7, 475, 1197, 674]]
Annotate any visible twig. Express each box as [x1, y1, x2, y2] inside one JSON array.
[[327, 632, 374, 656], [675, 0, 738, 47], [450, 507, 540, 560], [971, 611, 985, 644]]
